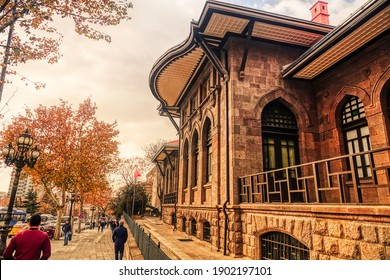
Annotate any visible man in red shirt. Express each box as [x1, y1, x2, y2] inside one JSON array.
[[3, 214, 51, 260]]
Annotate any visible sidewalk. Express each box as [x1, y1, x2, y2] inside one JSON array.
[[50, 227, 116, 260], [49, 224, 142, 260], [49, 217, 250, 260], [135, 216, 250, 260]]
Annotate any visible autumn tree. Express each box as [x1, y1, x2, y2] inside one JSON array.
[[0, 0, 132, 102], [0, 98, 119, 239], [110, 181, 148, 218], [142, 138, 167, 165]]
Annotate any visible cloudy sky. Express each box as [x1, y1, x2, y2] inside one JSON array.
[[0, 0, 367, 192]]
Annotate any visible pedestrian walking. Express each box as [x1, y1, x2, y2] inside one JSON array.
[[100, 220, 106, 232], [3, 214, 51, 260], [62, 220, 72, 245], [97, 221, 101, 232], [92, 221, 96, 229], [112, 220, 128, 260], [110, 220, 117, 233]]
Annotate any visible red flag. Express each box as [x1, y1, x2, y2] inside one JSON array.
[[134, 168, 141, 179]]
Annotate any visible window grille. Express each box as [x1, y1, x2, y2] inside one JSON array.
[[262, 101, 297, 130], [191, 219, 197, 236], [261, 231, 309, 260], [342, 96, 365, 124], [342, 96, 371, 179], [203, 221, 211, 242]]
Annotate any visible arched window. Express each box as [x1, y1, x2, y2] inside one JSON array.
[[191, 219, 197, 236], [182, 217, 187, 232], [262, 101, 299, 173], [183, 140, 189, 189], [165, 168, 170, 194], [203, 119, 212, 183], [341, 96, 371, 178], [203, 221, 211, 242], [192, 131, 199, 187], [261, 231, 309, 260]]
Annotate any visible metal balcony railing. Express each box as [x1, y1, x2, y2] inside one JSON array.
[[163, 192, 177, 204], [239, 147, 390, 204]]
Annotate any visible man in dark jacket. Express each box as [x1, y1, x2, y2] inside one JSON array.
[[3, 214, 51, 260], [112, 220, 128, 260], [62, 220, 72, 245]]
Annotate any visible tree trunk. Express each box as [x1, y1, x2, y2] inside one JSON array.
[[78, 199, 83, 233], [54, 208, 63, 240]]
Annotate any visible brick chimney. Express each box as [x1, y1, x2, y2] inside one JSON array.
[[310, 1, 330, 25]]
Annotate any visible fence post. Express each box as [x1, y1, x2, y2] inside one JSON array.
[[146, 233, 151, 260], [157, 242, 160, 260]]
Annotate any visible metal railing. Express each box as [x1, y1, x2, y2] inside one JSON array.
[[239, 147, 390, 204], [123, 212, 171, 260], [163, 192, 177, 204]]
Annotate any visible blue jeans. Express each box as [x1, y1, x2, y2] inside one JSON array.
[[64, 232, 70, 244]]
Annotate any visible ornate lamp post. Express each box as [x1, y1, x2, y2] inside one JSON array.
[[67, 191, 76, 222], [67, 192, 76, 234], [66, 192, 80, 234], [0, 129, 40, 256], [90, 206, 96, 228]]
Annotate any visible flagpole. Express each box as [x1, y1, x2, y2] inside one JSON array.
[[132, 177, 136, 219], [132, 168, 141, 220]]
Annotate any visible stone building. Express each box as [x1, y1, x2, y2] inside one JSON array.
[[148, 0, 390, 259], [150, 141, 179, 215]]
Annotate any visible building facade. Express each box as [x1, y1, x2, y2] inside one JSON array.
[[7, 167, 35, 200], [149, 0, 390, 259]]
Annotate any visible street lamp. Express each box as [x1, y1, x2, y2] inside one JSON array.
[[90, 206, 96, 228], [67, 192, 76, 220], [66, 191, 80, 234], [0, 129, 40, 256]]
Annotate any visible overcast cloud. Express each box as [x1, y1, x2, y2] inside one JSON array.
[[0, 0, 367, 192]]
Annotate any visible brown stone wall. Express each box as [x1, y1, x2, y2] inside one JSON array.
[[242, 208, 390, 260], [226, 38, 320, 205], [313, 33, 390, 159]]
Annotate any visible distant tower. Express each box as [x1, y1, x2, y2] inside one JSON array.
[[310, 1, 330, 25]]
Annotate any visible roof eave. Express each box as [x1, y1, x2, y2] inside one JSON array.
[[282, 0, 389, 79]]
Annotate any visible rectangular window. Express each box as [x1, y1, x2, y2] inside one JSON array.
[[194, 148, 199, 186], [206, 134, 212, 183], [190, 95, 197, 114], [200, 78, 209, 102]]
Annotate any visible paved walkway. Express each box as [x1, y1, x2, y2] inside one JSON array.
[[135, 216, 250, 260], [50, 227, 116, 260], [48, 216, 250, 260], [50, 225, 142, 260]]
